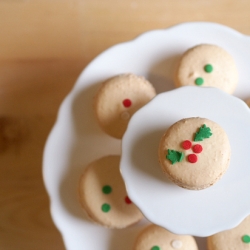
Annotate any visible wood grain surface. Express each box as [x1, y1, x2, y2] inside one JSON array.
[[0, 1, 249, 249]]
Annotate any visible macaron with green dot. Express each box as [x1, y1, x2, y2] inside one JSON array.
[[78, 155, 143, 228], [175, 44, 238, 94], [133, 224, 198, 250], [207, 215, 250, 250]]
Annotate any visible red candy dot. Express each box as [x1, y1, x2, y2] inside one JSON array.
[[193, 144, 203, 153], [123, 99, 132, 108], [188, 154, 198, 163], [182, 140, 192, 150], [125, 196, 132, 204]]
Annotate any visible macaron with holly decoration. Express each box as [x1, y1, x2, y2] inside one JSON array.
[[94, 73, 156, 139], [133, 224, 198, 250], [78, 155, 143, 228], [207, 215, 250, 250], [174, 44, 238, 94], [158, 117, 231, 190]]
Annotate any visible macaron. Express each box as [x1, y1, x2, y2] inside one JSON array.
[[207, 215, 250, 250], [133, 224, 198, 250], [158, 117, 231, 190], [175, 44, 238, 94], [78, 155, 143, 228], [245, 98, 250, 107], [94, 73, 156, 139]]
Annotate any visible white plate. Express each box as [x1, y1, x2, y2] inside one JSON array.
[[43, 22, 250, 249], [121, 86, 250, 237]]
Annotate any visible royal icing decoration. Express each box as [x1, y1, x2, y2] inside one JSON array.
[[171, 240, 183, 249], [194, 124, 212, 141], [102, 185, 112, 194], [166, 150, 184, 164], [122, 99, 132, 108], [101, 185, 132, 212], [151, 246, 160, 250], [242, 235, 250, 243], [120, 111, 130, 120], [188, 154, 198, 163], [193, 144, 203, 153], [125, 196, 132, 204], [101, 203, 111, 213], [182, 140, 192, 150], [204, 64, 213, 73], [195, 64, 213, 86], [166, 124, 212, 164], [195, 77, 204, 86]]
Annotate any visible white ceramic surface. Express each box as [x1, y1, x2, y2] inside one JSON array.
[[121, 87, 250, 237], [43, 22, 250, 249]]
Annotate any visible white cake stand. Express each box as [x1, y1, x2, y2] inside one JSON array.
[[121, 86, 250, 237], [43, 22, 250, 249]]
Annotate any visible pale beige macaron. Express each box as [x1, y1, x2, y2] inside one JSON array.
[[245, 98, 250, 107], [133, 224, 198, 250], [78, 155, 143, 228], [158, 117, 231, 190], [175, 44, 238, 94], [207, 215, 250, 250], [94, 73, 156, 139]]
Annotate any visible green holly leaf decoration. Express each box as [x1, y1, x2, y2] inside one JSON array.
[[166, 149, 184, 165], [194, 124, 212, 141]]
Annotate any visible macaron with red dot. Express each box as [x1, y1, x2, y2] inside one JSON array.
[[79, 155, 143, 228], [174, 44, 238, 94], [158, 117, 231, 190], [94, 73, 156, 139], [133, 224, 198, 250], [207, 215, 250, 250]]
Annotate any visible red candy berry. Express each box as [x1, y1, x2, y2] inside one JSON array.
[[182, 140, 192, 150], [125, 196, 132, 204], [193, 144, 203, 153], [122, 99, 132, 108], [187, 154, 198, 163]]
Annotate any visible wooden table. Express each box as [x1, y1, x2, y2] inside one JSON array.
[[0, 1, 249, 249]]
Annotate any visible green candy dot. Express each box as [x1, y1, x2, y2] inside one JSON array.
[[101, 203, 111, 213], [102, 185, 112, 194], [204, 64, 213, 73], [195, 77, 204, 86], [151, 246, 160, 250], [242, 235, 250, 243]]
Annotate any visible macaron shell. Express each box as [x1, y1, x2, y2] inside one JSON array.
[[94, 74, 156, 139], [79, 155, 143, 228], [158, 117, 231, 190], [175, 44, 238, 94], [133, 224, 198, 250], [207, 215, 250, 250], [245, 98, 250, 107]]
